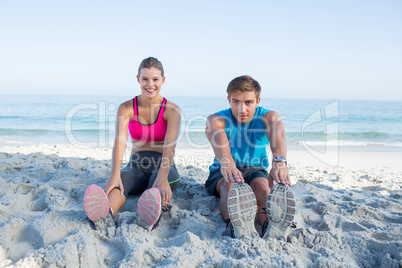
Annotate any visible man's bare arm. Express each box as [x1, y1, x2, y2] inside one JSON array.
[[265, 111, 291, 186], [205, 114, 243, 182]]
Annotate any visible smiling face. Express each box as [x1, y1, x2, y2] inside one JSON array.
[[137, 67, 165, 98], [228, 90, 260, 124]]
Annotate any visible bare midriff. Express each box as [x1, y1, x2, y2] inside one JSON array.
[[130, 139, 164, 154]]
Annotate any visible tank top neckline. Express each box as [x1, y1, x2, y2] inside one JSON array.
[[134, 96, 166, 126]]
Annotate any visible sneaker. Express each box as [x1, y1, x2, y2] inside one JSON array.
[[227, 182, 259, 239], [84, 184, 116, 236], [261, 214, 297, 237], [92, 208, 116, 236], [222, 219, 235, 238], [262, 183, 296, 241], [261, 217, 268, 238], [137, 188, 162, 231]]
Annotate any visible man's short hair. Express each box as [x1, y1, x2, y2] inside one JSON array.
[[227, 75, 261, 99]]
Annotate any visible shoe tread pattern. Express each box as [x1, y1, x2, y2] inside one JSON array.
[[227, 182, 259, 239], [263, 184, 296, 240], [137, 188, 162, 231], [84, 184, 110, 222]]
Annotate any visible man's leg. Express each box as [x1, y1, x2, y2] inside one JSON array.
[[267, 173, 275, 190], [249, 177, 270, 226], [215, 177, 234, 222]]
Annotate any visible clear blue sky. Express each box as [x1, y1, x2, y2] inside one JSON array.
[[0, 0, 401, 100]]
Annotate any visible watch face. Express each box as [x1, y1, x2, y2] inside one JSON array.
[[274, 156, 286, 162]]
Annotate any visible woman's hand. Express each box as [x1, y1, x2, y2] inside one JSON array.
[[103, 174, 125, 196], [152, 177, 172, 207]]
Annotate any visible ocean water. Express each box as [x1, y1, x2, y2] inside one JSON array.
[[0, 95, 401, 152]]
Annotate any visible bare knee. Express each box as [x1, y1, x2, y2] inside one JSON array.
[[250, 179, 270, 199], [217, 179, 234, 198]]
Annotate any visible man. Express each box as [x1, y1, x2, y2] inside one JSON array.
[[205, 75, 295, 240]]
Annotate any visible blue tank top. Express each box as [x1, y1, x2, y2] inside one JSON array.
[[209, 106, 271, 172]]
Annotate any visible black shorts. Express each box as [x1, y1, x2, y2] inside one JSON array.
[[118, 151, 180, 198], [205, 166, 268, 197]]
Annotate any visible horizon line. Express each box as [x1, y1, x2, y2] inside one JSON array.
[[0, 93, 400, 103]]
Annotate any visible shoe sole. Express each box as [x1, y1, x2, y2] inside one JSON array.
[[227, 182, 259, 239], [84, 184, 110, 222], [137, 188, 162, 231], [263, 184, 296, 240]]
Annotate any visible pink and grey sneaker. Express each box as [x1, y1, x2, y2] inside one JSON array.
[[262, 183, 296, 241], [83, 184, 116, 236], [137, 188, 163, 231], [227, 182, 259, 239]]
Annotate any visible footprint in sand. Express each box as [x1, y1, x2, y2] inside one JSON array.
[[0, 222, 44, 262]]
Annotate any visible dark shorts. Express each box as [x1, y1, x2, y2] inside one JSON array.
[[205, 166, 268, 197], [118, 151, 180, 198]]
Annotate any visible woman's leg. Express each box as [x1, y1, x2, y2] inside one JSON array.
[[108, 189, 127, 217], [147, 164, 180, 207], [148, 164, 180, 191], [108, 166, 148, 216]]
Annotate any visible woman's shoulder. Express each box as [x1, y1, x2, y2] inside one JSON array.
[[164, 99, 181, 113], [163, 99, 181, 122], [117, 98, 134, 115]]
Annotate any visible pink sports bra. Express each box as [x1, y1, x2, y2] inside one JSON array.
[[128, 96, 168, 142]]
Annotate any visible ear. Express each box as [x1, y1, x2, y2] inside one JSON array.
[[256, 97, 261, 105], [162, 76, 166, 84], [227, 95, 230, 104], [136, 75, 140, 83]]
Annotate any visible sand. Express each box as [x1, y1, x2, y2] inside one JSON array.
[[0, 144, 401, 267]]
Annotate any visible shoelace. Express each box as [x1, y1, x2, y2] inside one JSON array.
[[225, 219, 231, 229], [150, 204, 172, 231], [224, 219, 235, 238], [162, 204, 171, 213]]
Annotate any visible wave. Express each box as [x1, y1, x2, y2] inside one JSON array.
[[0, 115, 28, 120], [183, 130, 401, 139], [0, 128, 62, 136], [180, 130, 402, 147], [0, 128, 113, 136], [1, 127, 401, 147], [299, 140, 402, 147], [0, 115, 68, 121], [290, 131, 402, 144]]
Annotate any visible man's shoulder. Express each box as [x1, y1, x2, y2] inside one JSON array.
[[262, 109, 280, 119], [206, 109, 233, 130], [215, 108, 232, 117], [208, 108, 233, 121], [262, 110, 283, 126], [256, 106, 271, 115]]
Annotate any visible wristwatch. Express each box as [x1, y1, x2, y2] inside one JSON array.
[[273, 156, 287, 165]]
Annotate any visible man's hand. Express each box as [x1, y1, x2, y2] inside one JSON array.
[[269, 162, 291, 186], [220, 164, 244, 182], [103, 174, 125, 196], [152, 177, 172, 207]]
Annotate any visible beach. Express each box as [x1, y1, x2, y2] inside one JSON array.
[[1, 95, 401, 267], [0, 144, 401, 267], [2, 0, 402, 265]]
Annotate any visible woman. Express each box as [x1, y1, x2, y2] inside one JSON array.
[[84, 57, 181, 233]]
